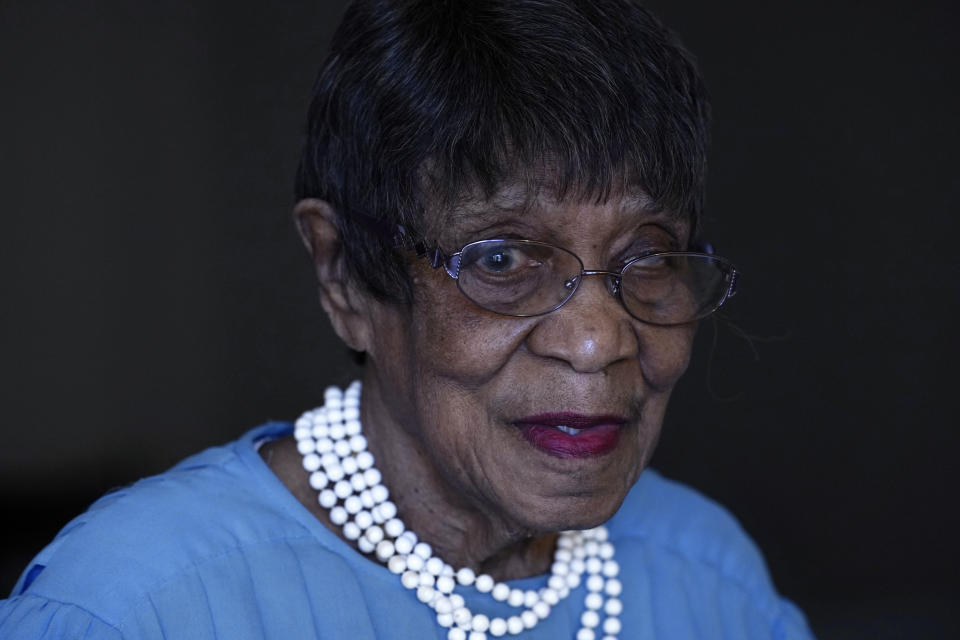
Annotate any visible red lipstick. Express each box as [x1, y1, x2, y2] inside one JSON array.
[[514, 413, 625, 459]]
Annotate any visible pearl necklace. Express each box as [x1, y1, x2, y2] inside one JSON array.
[[294, 381, 623, 640]]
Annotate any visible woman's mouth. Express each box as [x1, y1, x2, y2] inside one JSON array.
[[514, 413, 626, 459]]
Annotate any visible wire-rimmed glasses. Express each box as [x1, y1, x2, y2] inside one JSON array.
[[425, 238, 738, 326]]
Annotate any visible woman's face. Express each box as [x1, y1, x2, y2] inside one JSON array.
[[362, 189, 695, 534]]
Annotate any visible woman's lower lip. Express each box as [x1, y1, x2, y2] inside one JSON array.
[[517, 423, 622, 459]]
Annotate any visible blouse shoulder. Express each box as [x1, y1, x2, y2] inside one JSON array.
[[610, 469, 815, 638], [2, 423, 316, 637]]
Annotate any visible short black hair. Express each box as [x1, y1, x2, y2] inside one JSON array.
[[296, 0, 711, 303]]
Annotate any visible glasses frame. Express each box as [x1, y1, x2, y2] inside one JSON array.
[[350, 210, 739, 325]]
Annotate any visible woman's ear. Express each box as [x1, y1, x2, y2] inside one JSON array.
[[293, 199, 373, 353]]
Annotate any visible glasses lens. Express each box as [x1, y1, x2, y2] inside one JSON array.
[[620, 254, 735, 325], [456, 240, 582, 316]]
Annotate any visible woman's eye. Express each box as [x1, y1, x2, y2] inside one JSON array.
[[480, 249, 515, 272]]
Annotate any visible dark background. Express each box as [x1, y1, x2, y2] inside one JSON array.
[[2, 1, 958, 637]]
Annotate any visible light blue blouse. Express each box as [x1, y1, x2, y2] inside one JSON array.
[[0, 422, 814, 639]]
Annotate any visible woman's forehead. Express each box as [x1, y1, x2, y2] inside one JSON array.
[[435, 184, 687, 238]]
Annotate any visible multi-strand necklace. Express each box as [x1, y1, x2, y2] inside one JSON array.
[[294, 381, 623, 640]]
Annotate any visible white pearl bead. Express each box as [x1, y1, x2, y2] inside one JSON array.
[[406, 554, 424, 572], [318, 489, 337, 508], [471, 614, 490, 632], [576, 629, 595, 640], [584, 540, 599, 556], [565, 573, 581, 589], [320, 452, 339, 469], [355, 510, 373, 530], [343, 522, 361, 540], [602, 560, 619, 577], [416, 585, 435, 603], [294, 428, 311, 441], [385, 518, 405, 538], [365, 525, 384, 544], [311, 424, 329, 439], [523, 590, 539, 608], [437, 612, 454, 628], [595, 527, 609, 542], [447, 627, 466, 640], [360, 490, 376, 510], [357, 536, 375, 553], [426, 556, 445, 575], [401, 570, 419, 590], [344, 406, 360, 420], [456, 567, 475, 586], [468, 632, 485, 640], [555, 548, 572, 563], [449, 594, 465, 610], [363, 467, 382, 487], [508, 589, 524, 607], [345, 419, 361, 435], [350, 473, 367, 492], [551, 561, 569, 576], [491, 583, 510, 601], [540, 588, 559, 605], [326, 465, 345, 482], [435, 596, 453, 614], [342, 456, 359, 475], [557, 535, 574, 548], [334, 480, 352, 499], [414, 542, 432, 559], [356, 451, 374, 469], [418, 572, 435, 587], [489, 618, 507, 637], [521, 610, 537, 629], [297, 438, 315, 454], [532, 601, 550, 619], [475, 574, 494, 593], [370, 484, 389, 504], [585, 592, 604, 610], [604, 597, 622, 616], [315, 437, 333, 454], [387, 554, 406, 574], [329, 424, 345, 440], [436, 574, 456, 594], [581, 610, 600, 628], [506, 616, 524, 635], [602, 617, 621, 635], [604, 578, 622, 597], [309, 471, 328, 490], [570, 559, 585, 575], [350, 434, 367, 452], [344, 495, 362, 514], [334, 440, 352, 458], [394, 534, 414, 555], [379, 501, 397, 520], [586, 575, 604, 592], [295, 416, 311, 430], [400, 530, 418, 545], [328, 409, 344, 423], [586, 557, 602, 574], [302, 453, 321, 472], [599, 542, 614, 559], [329, 506, 348, 525], [452, 607, 471, 627]]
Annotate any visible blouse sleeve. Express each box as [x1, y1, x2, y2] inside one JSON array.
[[0, 594, 123, 640]]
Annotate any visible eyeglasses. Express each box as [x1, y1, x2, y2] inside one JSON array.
[[417, 238, 738, 326], [350, 211, 738, 325]]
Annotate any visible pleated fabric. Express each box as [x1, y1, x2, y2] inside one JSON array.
[[0, 422, 814, 640]]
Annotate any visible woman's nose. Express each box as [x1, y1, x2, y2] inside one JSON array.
[[524, 275, 638, 373]]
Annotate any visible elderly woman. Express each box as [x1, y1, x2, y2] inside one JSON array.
[[1, 1, 814, 638]]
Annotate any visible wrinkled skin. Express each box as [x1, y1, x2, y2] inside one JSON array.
[[269, 190, 695, 580]]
